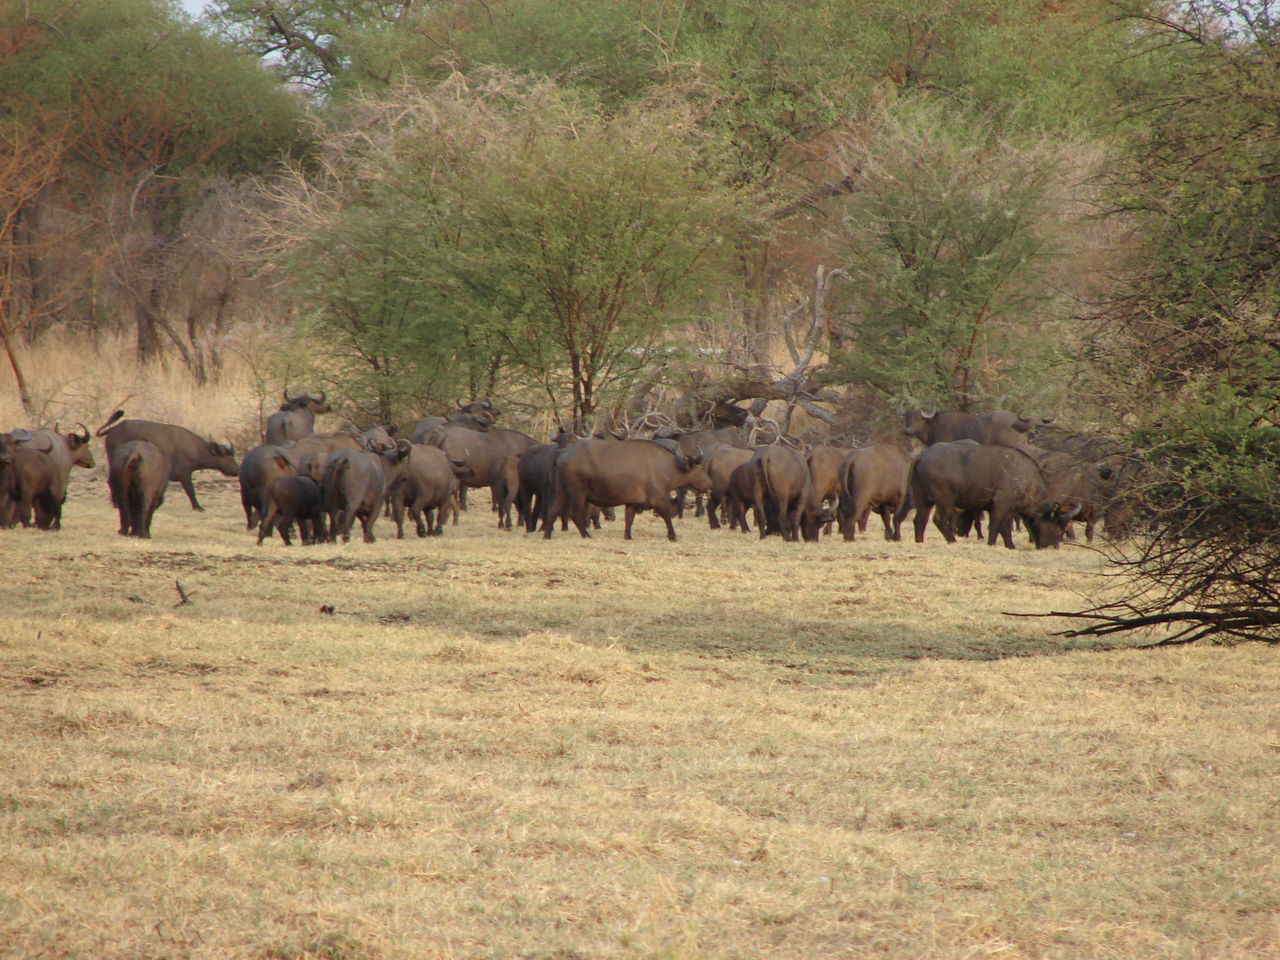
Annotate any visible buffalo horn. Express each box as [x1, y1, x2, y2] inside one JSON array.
[[1060, 500, 1083, 521], [454, 397, 464, 409], [316, 391, 326, 402], [284, 388, 292, 402], [75, 423, 90, 443], [1017, 411, 1030, 422], [396, 438, 411, 454], [482, 398, 494, 409], [922, 407, 937, 420]]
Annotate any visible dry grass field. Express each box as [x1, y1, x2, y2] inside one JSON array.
[[2, 471, 1278, 960]]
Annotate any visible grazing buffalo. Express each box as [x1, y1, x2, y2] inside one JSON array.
[[704, 444, 756, 530], [754, 445, 822, 542], [107, 440, 169, 538], [907, 441, 1080, 549], [838, 443, 909, 541], [238, 444, 297, 529], [807, 444, 854, 535], [96, 410, 237, 511], [548, 437, 705, 541], [388, 443, 458, 538], [258, 475, 327, 546], [265, 391, 330, 445], [903, 409, 1052, 448]]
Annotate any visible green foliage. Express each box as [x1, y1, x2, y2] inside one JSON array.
[[282, 77, 745, 427], [1, 0, 303, 182], [824, 100, 1067, 409]]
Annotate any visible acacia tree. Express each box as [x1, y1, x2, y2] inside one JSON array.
[[823, 100, 1069, 410], [0, 0, 302, 371], [275, 76, 746, 429]]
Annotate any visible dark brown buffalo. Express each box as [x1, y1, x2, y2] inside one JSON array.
[[807, 444, 854, 535], [289, 432, 361, 481], [258, 475, 327, 546], [412, 400, 499, 444], [265, 391, 330, 445], [108, 440, 169, 538], [433, 423, 538, 518], [96, 410, 237, 511], [10, 426, 93, 529], [0, 440, 62, 529], [655, 426, 748, 517], [388, 443, 458, 538], [704, 444, 756, 530], [515, 429, 576, 533], [548, 437, 705, 541], [321, 440, 410, 543], [238, 444, 297, 529], [723, 455, 766, 534], [838, 443, 909, 541], [903, 409, 1052, 448], [1025, 445, 1110, 543], [754, 445, 822, 542], [907, 441, 1080, 549]]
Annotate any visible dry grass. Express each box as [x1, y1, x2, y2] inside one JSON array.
[[1, 474, 1278, 959], [0, 329, 292, 451]]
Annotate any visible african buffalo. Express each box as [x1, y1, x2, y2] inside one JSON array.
[[8, 425, 93, 529], [723, 456, 765, 534], [516, 429, 576, 534], [258, 475, 327, 546], [107, 440, 169, 538], [289, 432, 361, 481], [807, 444, 854, 535], [907, 441, 1080, 549], [238, 444, 297, 529], [548, 437, 705, 541], [754, 445, 822, 542], [432, 423, 538, 518], [265, 391, 330, 445], [321, 440, 410, 543], [903, 409, 1052, 448], [703, 444, 756, 530], [96, 410, 237, 511], [0, 440, 62, 529], [838, 444, 909, 541], [387, 443, 458, 538]]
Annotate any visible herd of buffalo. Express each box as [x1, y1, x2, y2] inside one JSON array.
[[0, 393, 1136, 549]]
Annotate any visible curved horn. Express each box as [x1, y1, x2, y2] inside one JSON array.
[[483, 398, 494, 409], [75, 422, 90, 443], [1017, 411, 1030, 422], [1058, 500, 1083, 521], [454, 398, 464, 409], [922, 407, 937, 421], [284, 388, 292, 402], [316, 390, 325, 402]]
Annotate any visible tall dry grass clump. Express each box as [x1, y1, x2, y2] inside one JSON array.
[[0, 325, 290, 452]]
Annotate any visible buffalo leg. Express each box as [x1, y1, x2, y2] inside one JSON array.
[[624, 504, 637, 539], [178, 474, 203, 511]]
